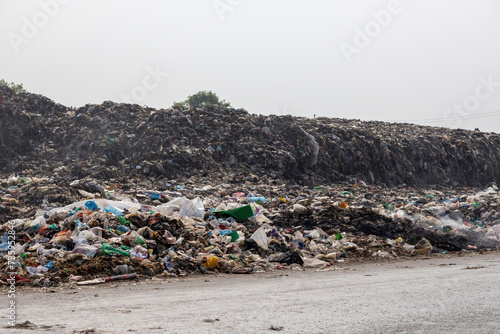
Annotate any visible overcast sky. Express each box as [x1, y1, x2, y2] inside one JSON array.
[[1, 0, 500, 132]]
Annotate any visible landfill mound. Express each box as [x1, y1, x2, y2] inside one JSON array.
[[2, 85, 500, 187], [1, 87, 500, 288]]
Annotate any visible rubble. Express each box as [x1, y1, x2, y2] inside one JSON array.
[[1, 86, 500, 287]]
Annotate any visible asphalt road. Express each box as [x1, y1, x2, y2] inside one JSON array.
[[3, 252, 500, 334]]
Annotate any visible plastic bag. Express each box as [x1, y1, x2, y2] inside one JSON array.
[[85, 200, 98, 211], [26, 266, 49, 275], [156, 204, 174, 217], [113, 264, 133, 275], [116, 225, 130, 233], [214, 204, 254, 222], [163, 230, 176, 244], [72, 237, 88, 245], [73, 244, 98, 258], [42, 199, 141, 218], [162, 258, 174, 272], [103, 205, 123, 217], [79, 230, 96, 241], [179, 197, 205, 219], [248, 194, 267, 203], [165, 197, 189, 211], [102, 243, 130, 257], [156, 197, 192, 216], [130, 245, 148, 259], [202, 256, 219, 269], [250, 226, 269, 250], [30, 216, 47, 232], [270, 250, 304, 266], [122, 231, 145, 246], [230, 231, 243, 243], [51, 230, 72, 244]]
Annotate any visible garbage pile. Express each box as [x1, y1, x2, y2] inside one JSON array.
[[1, 86, 500, 287], [1, 174, 499, 287], [2, 84, 500, 187]]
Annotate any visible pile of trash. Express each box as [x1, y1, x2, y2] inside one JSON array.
[[1, 174, 499, 287], [1, 86, 500, 287], [1, 195, 338, 287], [2, 84, 500, 187]]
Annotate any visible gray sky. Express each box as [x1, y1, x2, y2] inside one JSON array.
[[2, 0, 500, 132]]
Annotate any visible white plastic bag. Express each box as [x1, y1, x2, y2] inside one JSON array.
[[250, 226, 269, 250], [165, 197, 190, 211], [73, 244, 98, 258], [30, 216, 47, 231], [156, 204, 174, 217], [179, 197, 205, 219]]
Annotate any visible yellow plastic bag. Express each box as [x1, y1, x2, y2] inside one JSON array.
[[203, 256, 219, 269]]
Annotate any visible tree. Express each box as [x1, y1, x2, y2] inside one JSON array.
[[0, 79, 27, 94], [173, 90, 231, 108]]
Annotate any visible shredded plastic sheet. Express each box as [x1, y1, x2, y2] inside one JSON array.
[[40, 197, 206, 219]]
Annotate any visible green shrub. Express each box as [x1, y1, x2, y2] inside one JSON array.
[[0, 79, 27, 94], [174, 90, 231, 108]]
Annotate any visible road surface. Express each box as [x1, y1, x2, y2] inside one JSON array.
[[3, 252, 500, 333]]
